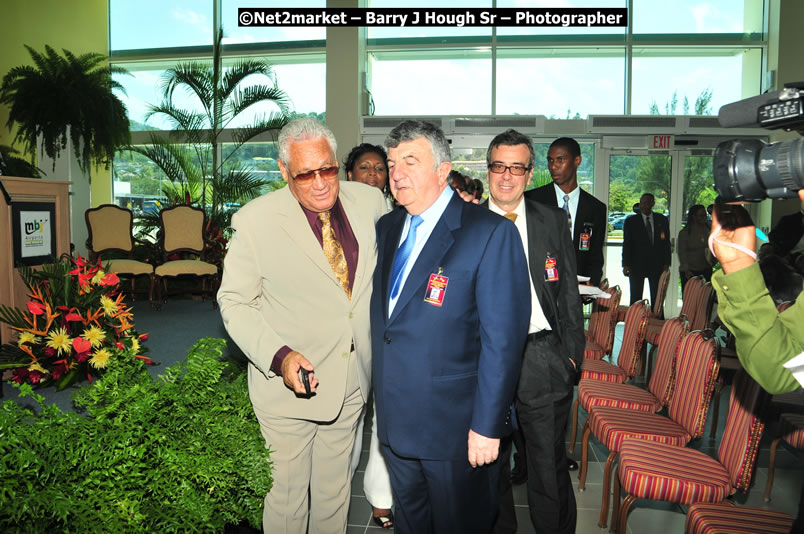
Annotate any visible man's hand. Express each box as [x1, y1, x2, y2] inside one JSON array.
[[622, 266, 631, 276], [456, 189, 481, 204], [467, 429, 500, 468], [280, 351, 319, 394]]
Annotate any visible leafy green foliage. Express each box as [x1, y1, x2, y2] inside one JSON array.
[[0, 338, 272, 532], [0, 144, 42, 178], [0, 45, 130, 173]]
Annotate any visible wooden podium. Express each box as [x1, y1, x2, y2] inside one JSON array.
[[0, 177, 71, 344]]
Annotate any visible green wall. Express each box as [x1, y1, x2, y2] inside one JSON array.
[[0, 0, 111, 203]]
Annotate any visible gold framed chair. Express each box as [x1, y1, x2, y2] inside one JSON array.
[[85, 204, 155, 306], [154, 205, 219, 308]]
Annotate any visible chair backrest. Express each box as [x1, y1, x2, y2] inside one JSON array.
[[593, 285, 622, 355], [85, 204, 135, 256], [616, 300, 649, 377], [652, 268, 671, 317], [717, 370, 766, 492], [667, 331, 720, 440], [647, 315, 689, 406], [690, 282, 716, 332], [599, 278, 609, 291], [586, 278, 609, 333], [160, 205, 206, 256], [679, 276, 703, 318]]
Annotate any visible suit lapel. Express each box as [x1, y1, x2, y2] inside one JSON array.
[[388, 195, 459, 324], [276, 187, 340, 289], [340, 186, 368, 303], [524, 197, 550, 306]]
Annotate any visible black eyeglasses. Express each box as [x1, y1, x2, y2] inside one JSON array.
[[292, 166, 339, 183], [488, 163, 531, 176]]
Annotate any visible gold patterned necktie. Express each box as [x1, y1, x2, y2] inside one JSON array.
[[504, 212, 518, 223], [318, 211, 351, 299]]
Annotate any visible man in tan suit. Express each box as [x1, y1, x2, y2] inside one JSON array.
[[218, 118, 387, 533]]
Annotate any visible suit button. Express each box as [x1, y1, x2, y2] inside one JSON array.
[[384, 335, 391, 344]]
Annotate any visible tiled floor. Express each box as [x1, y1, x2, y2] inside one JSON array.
[[346, 324, 804, 533]]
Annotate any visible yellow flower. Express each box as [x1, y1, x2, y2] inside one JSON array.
[[91, 269, 106, 285], [46, 327, 72, 355], [28, 362, 49, 374], [18, 331, 40, 346], [100, 296, 118, 316], [129, 336, 141, 354], [89, 348, 112, 369], [81, 326, 106, 348]]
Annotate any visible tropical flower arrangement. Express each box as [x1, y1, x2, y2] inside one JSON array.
[[0, 254, 151, 389]]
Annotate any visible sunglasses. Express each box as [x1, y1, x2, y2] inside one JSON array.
[[292, 166, 339, 183]]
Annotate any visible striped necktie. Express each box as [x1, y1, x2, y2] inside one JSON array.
[[318, 211, 351, 299], [562, 194, 572, 229]]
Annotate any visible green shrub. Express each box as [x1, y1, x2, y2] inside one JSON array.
[[0, 338, 271, 533]]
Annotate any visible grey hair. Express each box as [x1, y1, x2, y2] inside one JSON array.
[[384, 120, 451, 169], [486, 129, 535, 169], [277, 118, 338, 165]]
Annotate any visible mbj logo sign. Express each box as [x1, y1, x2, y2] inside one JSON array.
[[24, 217, 48, 235]]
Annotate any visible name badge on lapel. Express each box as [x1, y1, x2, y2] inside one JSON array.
[[424, 267, 448, 307], [545, 254, 559, 282], [579, 223, 593, 251]]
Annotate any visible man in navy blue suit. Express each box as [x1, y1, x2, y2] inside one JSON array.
[[370, 120, 531, 534]]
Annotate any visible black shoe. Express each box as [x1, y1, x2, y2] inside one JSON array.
[[567, 458, 579, 471]]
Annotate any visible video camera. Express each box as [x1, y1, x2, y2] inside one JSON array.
[[713, 81, 804, 202]]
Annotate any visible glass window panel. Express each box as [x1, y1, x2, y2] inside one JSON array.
[[367, 0, 492, 39], [496, 49, 625, 117], [222, 0, 326, 45], [110, 0, 213, 52], [222, 142, 286, 196], [369, 52, 491, 115], [113, 149, 171, 209], [496, 0, 626, 37], [631, 48, 762, 115], [633, 0, 765, 35]]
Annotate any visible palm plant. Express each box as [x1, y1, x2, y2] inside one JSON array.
[[130, 29, 290, 234], [0, 45, 130, 173]]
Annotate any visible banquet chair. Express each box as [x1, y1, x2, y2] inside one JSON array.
[[85, 204, 155, 306], [154, 205, 219, 308], [616, 267, 670, 323], [611, 369, 766, 534], [577, 330, 720, 528], [685, 502, 794, 534], [763, 412, 804, 502], [584, 286, 621, 360], [568, 315, 687, 454]]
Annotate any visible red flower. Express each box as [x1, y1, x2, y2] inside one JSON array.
[[27, 301, 46, 315], [115, 341, 125, 351], [44, 347, 56, 357], [139, 333, 149, 341], [76, 352, 90, 363], [28, 370, 42, 384], [51, 362, 67, 381], [11, 368, 28, 384], [56, 305, 69, 312], [100, 272, 120, 287], [65, 312, 83, 322]]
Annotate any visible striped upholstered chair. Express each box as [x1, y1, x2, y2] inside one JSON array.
[[584, 285, 621, 360], [579, 300, 649, 384], [577, 330, 720, 528], [568, 315, 687, 454], [615, 267, 670, 323], [685, 503, 794, 534], [764, 412, 804, 502], [611, 370, 766, 534]]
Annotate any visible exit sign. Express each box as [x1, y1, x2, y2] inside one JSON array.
[[652, 135, 673, 149]]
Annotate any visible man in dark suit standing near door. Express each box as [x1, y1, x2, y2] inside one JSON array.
[[622, 192, 671, 305], [486, 130, 585, 534], [370, 120, 531, 534], [526, 137, 607, 285]]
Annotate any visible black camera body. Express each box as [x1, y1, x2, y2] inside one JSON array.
[[714, 82, 804, 202]]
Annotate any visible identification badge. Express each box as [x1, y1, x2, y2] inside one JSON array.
[[579, 233, 591, 251], [424, 269, 448, 307], [660, 231, 666, 240], [544, 255, 559, 282]]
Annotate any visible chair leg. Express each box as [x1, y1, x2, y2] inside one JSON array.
[[570, 397, 580, 453], [616, 494, 636, 534], [764, 437, 781, 502], [610, 468, 622, 534], [579, 421, 591, 489], [148, 274, 156, 310], [710, 377, 723, 443], [599, 451, 618, 528]]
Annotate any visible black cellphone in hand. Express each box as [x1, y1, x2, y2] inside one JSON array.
[[713, 196, 754, 231], [299, 368, 312, 395]]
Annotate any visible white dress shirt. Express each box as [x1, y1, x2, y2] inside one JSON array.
[[553, 183, 581, 237]]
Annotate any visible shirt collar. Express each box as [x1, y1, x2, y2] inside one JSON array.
[[416, 185, 453, 225]]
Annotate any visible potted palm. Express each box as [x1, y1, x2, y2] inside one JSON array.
[[130, 29, 291, 239]]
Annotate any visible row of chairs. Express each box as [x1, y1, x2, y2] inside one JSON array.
[[85, 204, 219, 309], [576, 277, 797, 532]]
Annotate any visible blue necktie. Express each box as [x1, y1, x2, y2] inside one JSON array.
[[562, 194, 572, 229], [390, 215, 423, 299]]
